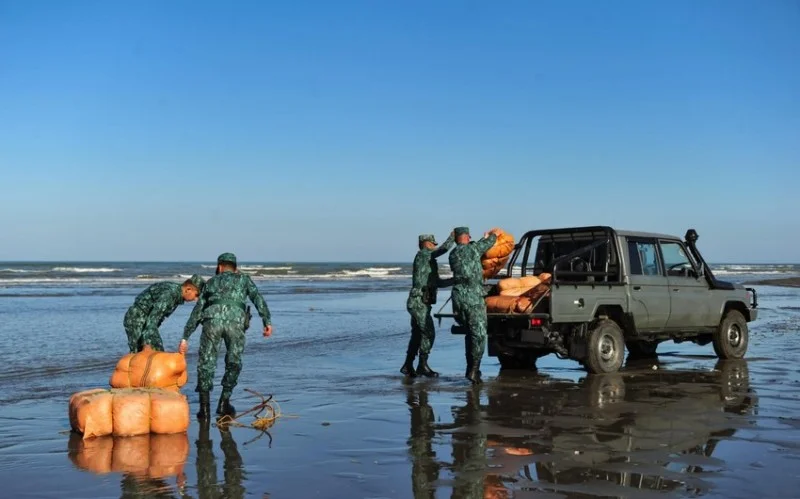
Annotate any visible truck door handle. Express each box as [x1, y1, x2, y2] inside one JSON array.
[[633, 286, 641, 290], [673, 288, 679, 292]]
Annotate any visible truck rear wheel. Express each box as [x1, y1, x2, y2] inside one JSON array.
[[713, 310, 748, 359], [585, 319, 625, 374]]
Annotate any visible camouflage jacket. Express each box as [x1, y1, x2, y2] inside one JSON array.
[[183, 271, 271, 340], [409, 233, 455, 304], [127, 281, 184, 332], [449, 234, 497, 305]]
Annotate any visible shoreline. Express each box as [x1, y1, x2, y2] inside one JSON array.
[[743, 276, 800, 287]]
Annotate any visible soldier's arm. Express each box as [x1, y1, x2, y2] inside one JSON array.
[[183, 291, 207, 341], [431, 232, 455, 258], [474, 233, 498, 255], [246, 276, 272, 327], [437, 277, 454, 288]]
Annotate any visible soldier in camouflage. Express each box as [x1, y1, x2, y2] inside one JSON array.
[[402, 231, 455, 378], [181, 252, 273, 420], [123, 274, 205, 353], [448, 227, 499, 384]]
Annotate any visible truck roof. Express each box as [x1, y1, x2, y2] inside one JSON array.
[[614, 229, 682, 241], [532, 225, 682, 242]]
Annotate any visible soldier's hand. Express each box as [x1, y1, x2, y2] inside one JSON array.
[[178, 339, 188, 355], [263, 325, 273, 338]]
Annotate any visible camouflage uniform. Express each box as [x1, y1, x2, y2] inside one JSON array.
[[448, 227, 497, 383], [402, 232, 454, 377], [184, 253, 271, 417], [123, 274, 204, 353]]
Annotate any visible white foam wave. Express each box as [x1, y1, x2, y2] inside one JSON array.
[[0, 268, 44, 273], [52, 267, 120, 273]]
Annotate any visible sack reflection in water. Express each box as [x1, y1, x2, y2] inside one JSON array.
[[67, 432, 189, 478]]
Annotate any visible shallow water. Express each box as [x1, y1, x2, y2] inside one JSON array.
[[1, 281, 799, 498]]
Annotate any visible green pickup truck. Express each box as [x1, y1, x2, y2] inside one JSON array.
[[435, 226, 759, 374]]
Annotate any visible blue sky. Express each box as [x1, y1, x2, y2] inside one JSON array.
[[0, 0, 797, 263]]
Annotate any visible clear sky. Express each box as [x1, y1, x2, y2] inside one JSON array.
[[0, 0, 797, 263]]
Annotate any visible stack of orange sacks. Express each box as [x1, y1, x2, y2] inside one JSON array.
[[68, 345, 190, 440], [485, 273, 552, 314]]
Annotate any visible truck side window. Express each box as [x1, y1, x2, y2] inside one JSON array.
[[660, 241, 692, 275], [627, 240, 660, 276]]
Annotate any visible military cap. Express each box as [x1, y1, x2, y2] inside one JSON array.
[[188, 274, 205, 291], [419, 234, 437, 244], [217, 252, 237, 265], [454, 227, 470, 236]]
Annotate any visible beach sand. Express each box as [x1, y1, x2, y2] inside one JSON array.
[[1, 287, 799, 498]]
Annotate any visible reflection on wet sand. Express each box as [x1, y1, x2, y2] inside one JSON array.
[[67, 420, 247, 498], [407, 359, 756, 498]]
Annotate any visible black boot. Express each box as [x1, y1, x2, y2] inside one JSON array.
[[400, 352, 417, 377], [197, 392, 210, 420], [416, 353, 439, 378], [466, 358, 482, 385], [216, 394, 236, 417]]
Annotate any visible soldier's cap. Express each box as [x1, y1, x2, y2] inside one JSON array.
[[217, 252, 237, 265], [419, 234, 437, 244], [187, 274, 205, 291], [454, 227, 470, 236]]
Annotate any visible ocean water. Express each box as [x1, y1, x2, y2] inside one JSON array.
[[0, 261, 799, 498]]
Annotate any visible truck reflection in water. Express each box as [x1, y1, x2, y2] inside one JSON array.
[[406, 359, 755, 498]]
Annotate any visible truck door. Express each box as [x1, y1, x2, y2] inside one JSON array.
[[625, 238, 670, 331], [659, 239, 714, 328]]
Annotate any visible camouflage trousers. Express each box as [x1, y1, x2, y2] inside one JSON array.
[[406, 297, 435, 357], [123, 310, 164, 353], [453, 298, 487, 366], [195, 320, 246, 399]]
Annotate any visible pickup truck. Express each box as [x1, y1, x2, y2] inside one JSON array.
[[435, 226, 759, 374]]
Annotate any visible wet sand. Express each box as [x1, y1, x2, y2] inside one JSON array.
[[1, 289, 799, 498]]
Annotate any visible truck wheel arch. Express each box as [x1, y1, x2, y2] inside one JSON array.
[[721, 300, 752, 322]]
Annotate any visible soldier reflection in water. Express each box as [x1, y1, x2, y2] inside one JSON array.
[[405, 383, 441, 499], [194, 419, 246, 499]]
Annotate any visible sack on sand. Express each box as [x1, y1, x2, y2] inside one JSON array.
[[69, 388, 189, 439], [109, 345, 187, 391], [481, 229, 515, 279], [67, 431, 189, 479]]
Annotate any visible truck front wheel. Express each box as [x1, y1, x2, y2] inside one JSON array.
[[585, 319, 625, 374], [713, 310, 748, 359]]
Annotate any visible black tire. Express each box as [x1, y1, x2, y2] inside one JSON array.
[[626, 340, 658, 358], [584, 319, 625, 374], [498, 351, 543, 371], [713, 310, 748, 359]]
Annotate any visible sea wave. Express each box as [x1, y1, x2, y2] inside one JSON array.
[[51, 267, 121, 273]]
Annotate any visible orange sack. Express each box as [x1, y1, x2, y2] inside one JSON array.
[[68, 432, 189, 478], [481, 228, 515, 279], [69, 388, 189, 439], [109, 345, 188, 391], [498, 275, 542, 294], [485, 295, 533, 314]]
